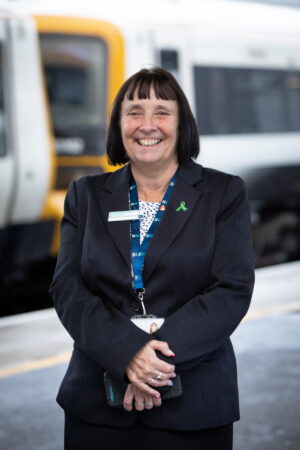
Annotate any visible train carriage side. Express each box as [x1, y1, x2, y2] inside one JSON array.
[[151, 12, 300, 267]]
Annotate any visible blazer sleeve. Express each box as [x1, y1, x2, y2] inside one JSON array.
[[49, 180, 151, 382], [154, 175, 255, 371]]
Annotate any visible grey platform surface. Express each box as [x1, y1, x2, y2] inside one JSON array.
[[233, 312, 300, 450], [0, 312, 299, 450]]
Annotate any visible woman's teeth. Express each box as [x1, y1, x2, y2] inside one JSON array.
[[137, 139, 161, 146]]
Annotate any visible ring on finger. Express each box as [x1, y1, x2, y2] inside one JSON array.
[[145, 402, 153, 407], [135, 402, 144, 407], [155, 371, 163, 381]]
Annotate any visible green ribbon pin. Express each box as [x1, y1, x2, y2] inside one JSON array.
[[176, 201, 188, 212]]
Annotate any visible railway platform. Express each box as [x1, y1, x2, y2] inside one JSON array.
[[1, 261, 300, 450]]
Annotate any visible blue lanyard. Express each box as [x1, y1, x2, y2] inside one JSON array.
[[129, 173, 177, 309]]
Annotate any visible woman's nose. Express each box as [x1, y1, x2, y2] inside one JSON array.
[[139, 114, 156, 132]]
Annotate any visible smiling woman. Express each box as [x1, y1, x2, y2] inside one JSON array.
[[106, 67, 200, 167], [50, 67, 254, 450]]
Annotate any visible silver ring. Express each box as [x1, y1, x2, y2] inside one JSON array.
[[135, 402, 145, 406], [155, 372, 162, 381], [145, 402, 153, 407]]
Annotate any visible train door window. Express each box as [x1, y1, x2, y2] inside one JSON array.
[[39, 34, 107, 157], [160, 49, 179, 80], [0, 43, 6, 157], [194, 66, 300, 135]]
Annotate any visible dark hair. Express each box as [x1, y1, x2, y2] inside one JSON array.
[[106, 67, 200, 165]]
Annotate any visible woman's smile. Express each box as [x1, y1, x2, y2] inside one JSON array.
[[136, 138, 162, 147]]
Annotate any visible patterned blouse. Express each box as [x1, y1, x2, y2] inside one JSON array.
[[139, 200, 160, 244]]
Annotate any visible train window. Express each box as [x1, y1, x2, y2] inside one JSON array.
[[0, 44, 6, 157], [194, 66, 300, 135], [39, 34, 107, 156], [160, 49, 179, 79]]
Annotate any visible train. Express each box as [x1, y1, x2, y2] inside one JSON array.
[[0, 0, 300, 290], [0, 3, 55, 287]]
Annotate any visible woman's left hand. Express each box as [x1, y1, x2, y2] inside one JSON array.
[[123, 383, 162, 412]]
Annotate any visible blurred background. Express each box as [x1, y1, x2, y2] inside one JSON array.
[[0, 0, 300, 314], [0, 0, 299, 449]]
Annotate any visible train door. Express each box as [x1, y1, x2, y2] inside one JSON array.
[[0, 19, 14, 229], [7, 15, 52, 226], [153, 29, 192, 104], [0, 8, 54, 276]]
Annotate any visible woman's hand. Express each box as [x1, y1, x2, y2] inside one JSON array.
[[125, 340, 176, 397], [123, 384, 162, 411]]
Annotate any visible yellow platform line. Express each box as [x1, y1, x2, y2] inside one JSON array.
[[1, 301, 300, 379], [0, 352, 71, 379], [243, 300, 300, 321]]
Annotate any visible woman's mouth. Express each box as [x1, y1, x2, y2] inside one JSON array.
[[136, 139, 162, 147]]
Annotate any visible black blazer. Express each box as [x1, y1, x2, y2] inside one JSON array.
[[49, 159, 254, 430]]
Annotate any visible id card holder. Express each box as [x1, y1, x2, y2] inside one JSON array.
[[130, 314, 165, 334]]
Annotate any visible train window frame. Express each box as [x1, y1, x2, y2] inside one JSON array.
[[39, 32, 108, 157], [194, 65, 300, 135]]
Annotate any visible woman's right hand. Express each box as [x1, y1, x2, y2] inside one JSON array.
[[125, 340, 176, 397], [123, 384, 162, 411]]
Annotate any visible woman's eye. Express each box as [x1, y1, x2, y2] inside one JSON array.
[[128, 111, 141, 116], [156, 111, 169, 116]]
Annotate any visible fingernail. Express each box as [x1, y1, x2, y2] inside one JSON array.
[[171, 373, 176, 378], [167, 380, 173, 386]]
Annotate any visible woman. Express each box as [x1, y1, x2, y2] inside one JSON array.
[[50, 67, 254, 449]]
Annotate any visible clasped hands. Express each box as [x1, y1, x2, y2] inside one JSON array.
[[124, 339, 176, 412]]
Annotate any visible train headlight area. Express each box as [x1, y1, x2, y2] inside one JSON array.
[[1, 0, 300, 313]]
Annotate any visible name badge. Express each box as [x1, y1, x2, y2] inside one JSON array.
[[131, 315, 165, 334], [108, 210, 143, 222]]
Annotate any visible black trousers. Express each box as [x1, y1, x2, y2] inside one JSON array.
[[64, 412, 233, 450]]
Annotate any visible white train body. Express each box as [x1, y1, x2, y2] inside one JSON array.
[[0, 2, 55, 277], [0, 4, 51, 229]]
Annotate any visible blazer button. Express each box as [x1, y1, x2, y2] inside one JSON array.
[[130, 302, 140, 313]]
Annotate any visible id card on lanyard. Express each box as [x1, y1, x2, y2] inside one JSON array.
[[129, 173, 177, 333]]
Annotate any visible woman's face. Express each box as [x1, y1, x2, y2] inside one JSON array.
[[120, 87, 179, 168]]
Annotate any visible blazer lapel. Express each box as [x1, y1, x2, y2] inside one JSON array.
[[143, 161, 204, 284], [91, 165, 132, 269]]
